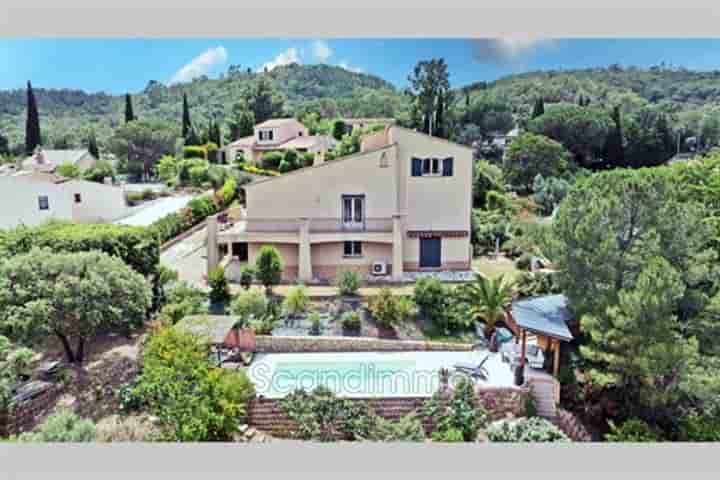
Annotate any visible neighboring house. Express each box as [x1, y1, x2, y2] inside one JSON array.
[[207, 126, 473, 282], [0, 171, 129, 229], [22, 148, 98, 173], [485, 127, 520, 151], [221, 118, 336, 165], [340, 118, 396, 132]]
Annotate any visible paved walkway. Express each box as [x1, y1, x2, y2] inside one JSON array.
[[116, 195, 196, 227], [161, 226, 208, 287]]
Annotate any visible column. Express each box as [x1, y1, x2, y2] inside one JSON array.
[[392, 214, 404, 280], [207, 214, 219, 277], [298, 218, 312, 282]]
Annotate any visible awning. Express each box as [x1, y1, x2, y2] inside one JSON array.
[[510, 294, 573, 342]]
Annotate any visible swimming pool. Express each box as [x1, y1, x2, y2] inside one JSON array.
[[246, 350, 515, 398]]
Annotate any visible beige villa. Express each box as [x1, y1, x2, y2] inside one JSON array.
[[221, 118, 336, 165], [207, 125, 473, 282]]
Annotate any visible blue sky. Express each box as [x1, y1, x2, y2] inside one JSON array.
[[2, 38, 720, 94]]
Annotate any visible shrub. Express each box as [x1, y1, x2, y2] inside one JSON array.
[[282, 285, 311, 316], [183, 145, 208, 160], [134, 327, 256, 441], [413, 277, 447, 318], [431, 427, 465, 442], [679, 407, 720, 441], [261, 151, 283, 170], [216, 178, 237, 207], [126, 191, 144, 205], [308, 312, 322, 335], [250, 312, 278, 335], [605, 419, 661, 442], [422, 377, 487, 442], [0, 222, 160, 278], [301, 152, 315, 167], [278, 160, 292, 173], [158, 281, 207, 325], [57, 162, 81, 178], [208, 266, 231, 304], [236, 164, 281, 177], [341, 311, 361, 331], [368, 288, 415, 328], [514, 271, 561, 298], [335, 270, 363, 296], [18, 410, 96, 442], [255, 246, 283, 294], [369, 415, 426, 442], [531, 174, 570, 215], [207, 164, 229, 189], [84, 160, 117, 183], [515, 252, 533, 271], [239, 266, 255, 290], [486, 417, 569, 442], [230, 289, 268, 326], [95, 415, 156, 442]]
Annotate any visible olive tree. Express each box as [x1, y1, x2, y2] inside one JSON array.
[[0, 249, 152, 363]]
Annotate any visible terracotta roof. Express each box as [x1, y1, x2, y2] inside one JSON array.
[[255, 118, 303, 128]]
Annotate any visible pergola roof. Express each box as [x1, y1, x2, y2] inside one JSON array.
[[511, 294, 573, 342]]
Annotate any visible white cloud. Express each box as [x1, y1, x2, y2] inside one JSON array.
[[470, 38, 557, 65], [260, 47, 301, 71], [169, 46, 228, 84], [312, 40, 333, 63], [339, 61, 364, 74]]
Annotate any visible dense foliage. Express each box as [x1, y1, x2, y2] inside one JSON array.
[[486, 417, 569, 442], [0, 249, 152, 363], [18, 410, 96, 442]]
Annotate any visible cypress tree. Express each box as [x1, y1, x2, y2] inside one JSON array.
[[603, 105, 625, 168], [465, 92, 470, 107], [434, 90, 445, 138], [0, 131, 9, 157], [124, 93, 136, 123], [531, 97, 545, 118], [87, 131, 100, 159], [25, 81, 41, 155], [182, 93, 192, 140]]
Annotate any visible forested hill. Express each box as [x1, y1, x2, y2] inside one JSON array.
[[0, 63, 403, 150], [462, 65, 720, 119]]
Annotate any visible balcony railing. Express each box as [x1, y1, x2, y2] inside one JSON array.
[[310, 217, 393, 233], [239, 217, 393, 233]]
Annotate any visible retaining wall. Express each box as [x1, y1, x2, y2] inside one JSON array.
[[247, 385, 529, 438], [254, 335, 473, 353], [554, 408, 593, 442], [0, 383, 64, 437]]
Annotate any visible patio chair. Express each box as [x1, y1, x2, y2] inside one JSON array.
[[453, 355, 490, 380]]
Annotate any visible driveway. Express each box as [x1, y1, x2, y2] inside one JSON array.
[[116, 195, 196, 227], [161, 225, 208, 288]]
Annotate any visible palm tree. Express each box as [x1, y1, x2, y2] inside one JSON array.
[[465, 274, 514, 338]]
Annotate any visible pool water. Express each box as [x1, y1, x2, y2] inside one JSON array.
[[246, 350, 515, 398]]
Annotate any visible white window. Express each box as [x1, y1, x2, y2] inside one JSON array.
[[342, 195, 364, 226], [38, 196, 49, 210], [258, 129, 274, 141], [422, 157, 441, 176]]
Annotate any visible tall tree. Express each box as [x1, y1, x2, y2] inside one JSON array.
[[25, 81, 41, 155], [181, 92, 193, 140], [407, 58, 450, 135], [0, 131, 9, 157], [434, 89, 445, 138], [87, 131, 100, 159], [531, 97, 545, 118], [227, 105, 255, 140], [124, 93, 136, 123], [603, 105, 625, 168], [244, 77, 284, 124]]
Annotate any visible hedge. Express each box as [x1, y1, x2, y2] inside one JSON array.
[[237, 163, 281, 177], [148, 177, 238, 245], [0, 222, 160, 278]]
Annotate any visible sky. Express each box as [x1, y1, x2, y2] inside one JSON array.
[[2, 38, 720, 94]]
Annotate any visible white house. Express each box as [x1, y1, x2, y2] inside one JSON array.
[[22, 148, 98, 173], [0, 171, 129, 229]]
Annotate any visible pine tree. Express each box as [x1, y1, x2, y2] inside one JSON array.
[[25, 81, 41, 155], [531, 97, 545, 118], [181, 93, 192, 140], [87, 131, 100, 159], [124, 93, 136, 123]]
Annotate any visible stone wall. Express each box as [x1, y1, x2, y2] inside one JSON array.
[[247, 385, 529, 438], [555, 408, 593, 442], [0, 383, 64, 437], [254, 335, 473, 353]]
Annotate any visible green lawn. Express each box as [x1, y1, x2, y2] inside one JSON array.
[[472, 255, 522, 280]]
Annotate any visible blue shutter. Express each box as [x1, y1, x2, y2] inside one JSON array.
[[411, 157, 422, 176], [442, 157, 454, 176]]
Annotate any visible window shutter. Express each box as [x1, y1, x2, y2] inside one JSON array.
[[411, 157, 422, 176], [442, 157, 454, 177]]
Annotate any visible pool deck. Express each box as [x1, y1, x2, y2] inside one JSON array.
[[245, 349, 517, 399]]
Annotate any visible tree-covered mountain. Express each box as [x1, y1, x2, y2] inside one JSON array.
[[0, 63, 405, 153], [3, 63, 720, 155]]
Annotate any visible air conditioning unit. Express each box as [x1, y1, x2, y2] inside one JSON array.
[[371, 261, 388, 276]]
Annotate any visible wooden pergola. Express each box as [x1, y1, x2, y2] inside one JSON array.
[[504, 294, 573, 378]]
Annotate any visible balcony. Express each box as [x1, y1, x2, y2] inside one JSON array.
[[310, 217, 393, 233]]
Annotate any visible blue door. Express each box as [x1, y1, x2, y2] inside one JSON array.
[[420, 238, 442, 268]]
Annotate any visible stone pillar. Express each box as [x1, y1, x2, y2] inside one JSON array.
[[313, 148, 325, 167], [207, 214, 219, 277], [392, 214, 404, 281], [298, 218, 312, 282]]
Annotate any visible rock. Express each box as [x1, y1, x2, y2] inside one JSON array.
[[238, 424, 249, 434], [149, 415, 162, 425], [245, 427, 257, 438]]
